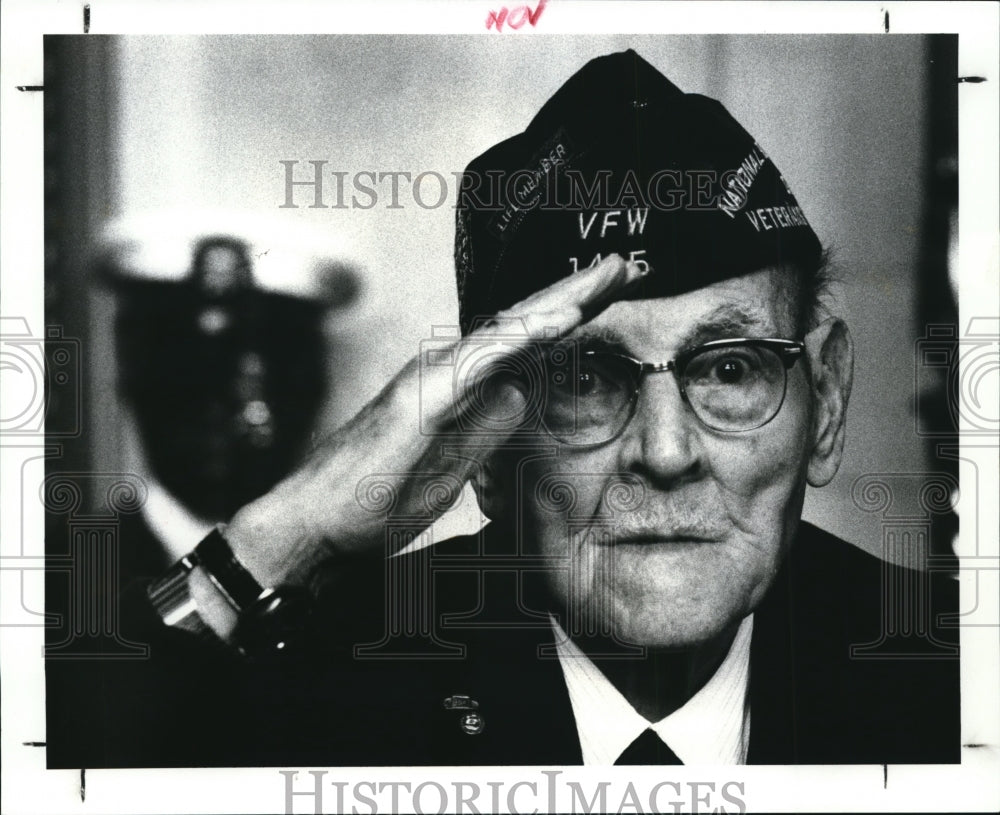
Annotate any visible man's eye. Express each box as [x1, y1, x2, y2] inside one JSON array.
[[549, 362, 620, 399], [578, 368, 612, 396], [688, 348, 766, 386], [713, 356, 748, 384]]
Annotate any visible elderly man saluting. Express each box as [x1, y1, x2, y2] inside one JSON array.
[[66, 49, 959, 768]]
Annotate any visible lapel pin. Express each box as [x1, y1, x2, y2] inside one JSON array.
[[459, 712, 485, 735], [443, 695, 485, 735]]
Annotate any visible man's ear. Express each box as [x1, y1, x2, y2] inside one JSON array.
[[805, 317, 854, 487]]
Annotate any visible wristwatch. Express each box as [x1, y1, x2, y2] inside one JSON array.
[[148, 525, 311, 658]]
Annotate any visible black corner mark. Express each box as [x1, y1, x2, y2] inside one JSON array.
[[84, 4, 91, 33], [957, 76, 987, 83], [883, 10, 889, 33], [80, 769, 86, 802], [16, 86, 44, 92]]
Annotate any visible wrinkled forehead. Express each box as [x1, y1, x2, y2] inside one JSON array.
[[568, 267, 798, 356]]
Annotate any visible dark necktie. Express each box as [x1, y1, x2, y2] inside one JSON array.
[[614, 728, 683, 765]]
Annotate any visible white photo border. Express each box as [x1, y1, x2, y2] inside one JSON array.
[[1, 2, 997, 813]]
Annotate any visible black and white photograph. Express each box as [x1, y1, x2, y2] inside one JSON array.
[[1, 2, 998, 813]]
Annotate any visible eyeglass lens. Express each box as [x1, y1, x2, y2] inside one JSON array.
[[540, 342, 791, 443]]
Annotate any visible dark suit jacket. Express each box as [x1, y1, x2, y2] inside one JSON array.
[[46, 521, 959, 768]]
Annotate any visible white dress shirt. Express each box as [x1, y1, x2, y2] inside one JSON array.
[[551, 614, 754, 765]]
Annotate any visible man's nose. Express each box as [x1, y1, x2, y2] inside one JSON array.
[[617, 373, 703, 485]]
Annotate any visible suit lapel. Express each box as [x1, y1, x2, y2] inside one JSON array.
[[746, 552, 798, 763], [429, 622, 584, 765]]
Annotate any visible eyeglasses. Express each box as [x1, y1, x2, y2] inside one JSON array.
[[535, 338, 805, 446]]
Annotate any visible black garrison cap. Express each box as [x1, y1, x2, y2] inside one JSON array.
[[455, 49, 822, 333]]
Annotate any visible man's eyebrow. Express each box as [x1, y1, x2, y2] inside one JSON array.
[[565, 303, 780, 355], [679, 304, 778, 349], [563, 325, 631, 353]]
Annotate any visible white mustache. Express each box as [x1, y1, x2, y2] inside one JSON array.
[[532, 471, 729, 539]]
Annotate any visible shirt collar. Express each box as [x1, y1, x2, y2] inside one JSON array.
[[551, 614, 754, 765]]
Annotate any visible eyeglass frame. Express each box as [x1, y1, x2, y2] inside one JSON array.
[[545, 337, 806, 447]]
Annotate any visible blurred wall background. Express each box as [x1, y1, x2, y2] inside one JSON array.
[[76, 35, 942, 558]]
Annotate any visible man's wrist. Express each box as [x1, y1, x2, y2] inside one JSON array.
[[183, 526, 320, 655], [224, 485, 333, 588], [224, 501, 304, 588], [150, 518, 320, 651]]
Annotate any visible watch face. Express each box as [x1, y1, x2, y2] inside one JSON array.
[[231, 586, 313, 660]]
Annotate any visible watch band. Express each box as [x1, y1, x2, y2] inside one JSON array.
[[148, 525, 266, 635], [148, 524, 312, 659], [146, 552, 215, 639], [193, 525, 265, 611]]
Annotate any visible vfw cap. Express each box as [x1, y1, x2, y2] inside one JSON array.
[[455, 49, 821, 333]]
